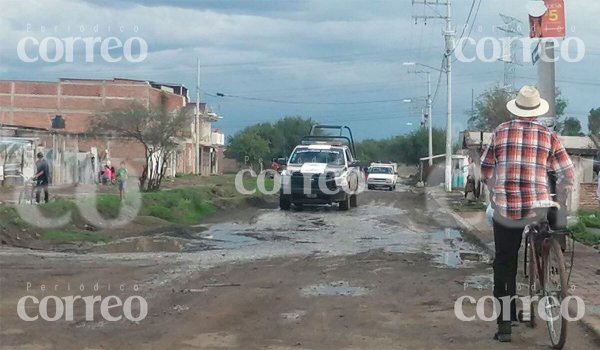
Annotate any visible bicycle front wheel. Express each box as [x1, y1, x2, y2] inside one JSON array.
[[527, 237, 537, 328], [543, 238, 568, 349]]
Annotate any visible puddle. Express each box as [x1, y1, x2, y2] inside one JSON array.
[[94, 236, 187, 253], [92, 228, 260, 253], [434, 251, 463, 267], [384, 229, 486, 268], [87, 205, 488, 266], [197, 231, 259, 250], [300, 281, 369, 297], [431, 229, 462, 241], [433, 250, 485, 268]]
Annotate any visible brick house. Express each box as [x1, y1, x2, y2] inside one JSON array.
[[0, 78, 224, 184]]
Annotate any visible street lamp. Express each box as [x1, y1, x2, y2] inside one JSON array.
[[403, 61, 451, 190]]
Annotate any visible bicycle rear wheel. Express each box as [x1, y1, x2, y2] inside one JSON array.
[[543, 238, 568, 349]]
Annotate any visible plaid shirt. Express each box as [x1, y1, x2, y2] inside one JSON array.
[[481, 119, 575, 220]]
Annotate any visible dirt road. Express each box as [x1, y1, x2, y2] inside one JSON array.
[[1, 187, 598, 349]]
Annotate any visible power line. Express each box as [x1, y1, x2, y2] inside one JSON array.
[[451, 0, 482, 62], [207, 92, 410, 105], [456, 0, 477, 44]]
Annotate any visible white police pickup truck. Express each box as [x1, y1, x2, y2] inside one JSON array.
[[279, 125, 362, 211]]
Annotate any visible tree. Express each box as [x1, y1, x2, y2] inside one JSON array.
[[224, 131, 270, 172], [558, 117, 583, 136], [91, 103, 190, 191], [468, 85, 513, 130], [225, 116, 315, 167], [588, 108, 600, 136], [270, 117, 314, 158], [469, 85, 568, 131], [355, 128, 446, 165]]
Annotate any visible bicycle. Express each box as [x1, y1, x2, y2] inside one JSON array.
[[521, 200, 573, 349]]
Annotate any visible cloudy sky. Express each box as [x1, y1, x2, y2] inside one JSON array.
[[1, 0, 598, 140]]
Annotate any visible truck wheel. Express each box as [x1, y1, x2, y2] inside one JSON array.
[[339, 195, 350, 211], [350, 194, 358, 208], [279, 196, 291, 210]]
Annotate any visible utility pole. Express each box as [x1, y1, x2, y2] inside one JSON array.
[[195, 58, 201, 175], [537, 41, 556, 127], [498, 14, 523, 90], [426, 72, 432, 166], [403, 63, 433, 166], [412, 0, 454, 192]]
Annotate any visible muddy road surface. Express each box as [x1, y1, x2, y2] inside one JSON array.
[[1, 188, 598, 349]]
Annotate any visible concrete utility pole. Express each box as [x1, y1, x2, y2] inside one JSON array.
[[426, 72, 432, 166], [537, 41, 556, 125], [412, 0, 455, 191], [195, 58, 201, 175], [403, 63, 434, 166]]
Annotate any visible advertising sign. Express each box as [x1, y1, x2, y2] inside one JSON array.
[[529, 0, 566, 38]]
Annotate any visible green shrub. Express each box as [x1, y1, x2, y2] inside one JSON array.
[[140, 189, 215, 224], [146, 205, 175, 221], [569, 212, 600, 246]]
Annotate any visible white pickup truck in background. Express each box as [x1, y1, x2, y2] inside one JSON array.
[[367, 163, 398, 191]]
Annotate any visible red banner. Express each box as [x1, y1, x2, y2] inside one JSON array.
[[529, 0, 566, 38]]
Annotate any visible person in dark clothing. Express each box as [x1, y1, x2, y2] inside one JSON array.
[[33, 152, 49, 203]]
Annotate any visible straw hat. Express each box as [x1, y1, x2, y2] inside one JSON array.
[[506, 85, 549, 118]]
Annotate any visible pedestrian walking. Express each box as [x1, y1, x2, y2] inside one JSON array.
[[464, 156, 480, 200], [33, 152, 49, 203], [481, 86, 575, 343]]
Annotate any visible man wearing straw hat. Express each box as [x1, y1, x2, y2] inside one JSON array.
[[480, 86, 575, 342]]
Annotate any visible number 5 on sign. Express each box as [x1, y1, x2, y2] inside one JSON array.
[[542, 0, 566, 38]]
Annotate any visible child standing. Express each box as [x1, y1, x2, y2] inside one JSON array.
[[116, 161, 128, 201]]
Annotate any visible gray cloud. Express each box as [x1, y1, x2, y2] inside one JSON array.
[[0, 0, 598, 138]]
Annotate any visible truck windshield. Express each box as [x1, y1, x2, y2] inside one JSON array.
[[289, 148, 344, 165], [369, 167, 392, 174]]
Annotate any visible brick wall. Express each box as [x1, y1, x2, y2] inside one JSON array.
[[579, 183, 599, 210], [0, 79, 229, 176], [0, 79, 186, 133], [0, 79, 192, 175]]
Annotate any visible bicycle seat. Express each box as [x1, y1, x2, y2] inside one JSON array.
[[531, 200, 560, 210]]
